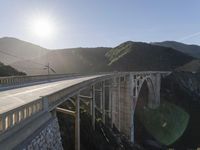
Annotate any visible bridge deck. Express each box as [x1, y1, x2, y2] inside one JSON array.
[[0, 75, 104, 114]]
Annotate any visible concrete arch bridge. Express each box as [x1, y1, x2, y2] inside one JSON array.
[[0, 71, 170, 150]]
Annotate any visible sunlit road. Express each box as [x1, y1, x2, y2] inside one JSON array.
[[0, 75, 105, 114]]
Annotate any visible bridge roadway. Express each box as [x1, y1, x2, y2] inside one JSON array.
[[0, 74, 107, 114]]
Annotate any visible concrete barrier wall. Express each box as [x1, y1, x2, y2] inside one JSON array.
[[0, 73, 82, 90], [0, 98, 44, 134]]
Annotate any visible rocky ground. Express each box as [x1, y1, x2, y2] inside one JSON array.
[[161, 71, 200, 149]]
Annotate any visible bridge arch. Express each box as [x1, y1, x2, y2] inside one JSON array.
[[134, 79, 151, 144], [128, 74, 161, 143], [136, 77, 156, 109]]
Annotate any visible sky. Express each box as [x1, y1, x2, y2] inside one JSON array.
[[0, 0, 200, 49]]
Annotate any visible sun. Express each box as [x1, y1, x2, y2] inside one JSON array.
[[30, 16, 55, 38]]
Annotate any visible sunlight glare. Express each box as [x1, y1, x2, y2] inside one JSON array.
[[30, 16, 55, 38]]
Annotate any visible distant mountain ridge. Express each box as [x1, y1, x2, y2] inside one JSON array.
[[153, 41, 200, 58], [106, 41, 194, 71], [177, 60, 200, 73], [0, 37, 197, 75], [0, 37, 111, 75], [0, 62, 25, 76]]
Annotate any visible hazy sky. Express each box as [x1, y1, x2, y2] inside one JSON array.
[[0, 0, 200, 49]]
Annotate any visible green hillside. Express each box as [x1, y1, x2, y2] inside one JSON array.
[[153, 41, 200, 58], [106, 41, 194, 71], [0, 37, 197, 75], [177, 59, 200, 72], [0, 62, 26, 76]]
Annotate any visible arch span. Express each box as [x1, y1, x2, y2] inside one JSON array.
[[137, 77, 157, 109], [118, 73, 162, 143]]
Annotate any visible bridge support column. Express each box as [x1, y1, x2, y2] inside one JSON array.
[[131, 74, 137, 143], [75, 94, 80, 150], [111, 76, 121, 130], [118, 74, 136, 143], [108, 82, 112, 120], [92, 85, 96, 130], [154, 73, 161, 108], [148, 73, 161, 109], [102, 81, 106, 124], [130, 97, 137, 143], [118, 77, 121, 131], [89, 88, 93, 116], [111, 77, 116, 128]]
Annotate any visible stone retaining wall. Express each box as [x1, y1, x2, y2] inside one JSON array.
[[23, 118, 63, 150]]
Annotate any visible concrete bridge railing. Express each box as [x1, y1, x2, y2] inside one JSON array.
[[0, 73, 81, 90], [0, 98, 44, 134], [0, 72, 118, 91]]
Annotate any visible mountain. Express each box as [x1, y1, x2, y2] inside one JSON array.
[[177, 59, 200, 73], [0, 37, 48, 64], [9, 47, 111, 75], [0, 38, 196, 75], [161, 72, 200, 148], [153, 41, 200, 58], [35, 47, 110, 74], [0, 62, 26, 76], [0, 37, 110, 75], [106, 41, 194, 71]]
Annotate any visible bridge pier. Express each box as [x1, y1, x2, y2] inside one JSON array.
[[75, 94, 80, 150], [113, 73, 162, 143], [148, 73, 161, 109], [118, 77, 121, 131], [102, 81, 106, 124], [92, 85, 96, 130], [108, 82, 112, 120], [89, 88, 93, 116], [110, 77, 117, 128]]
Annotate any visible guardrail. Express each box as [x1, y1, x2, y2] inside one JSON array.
[[0, 71, 171, 88], [0, 74, 79, 85], [0, 98, 44, 134]]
